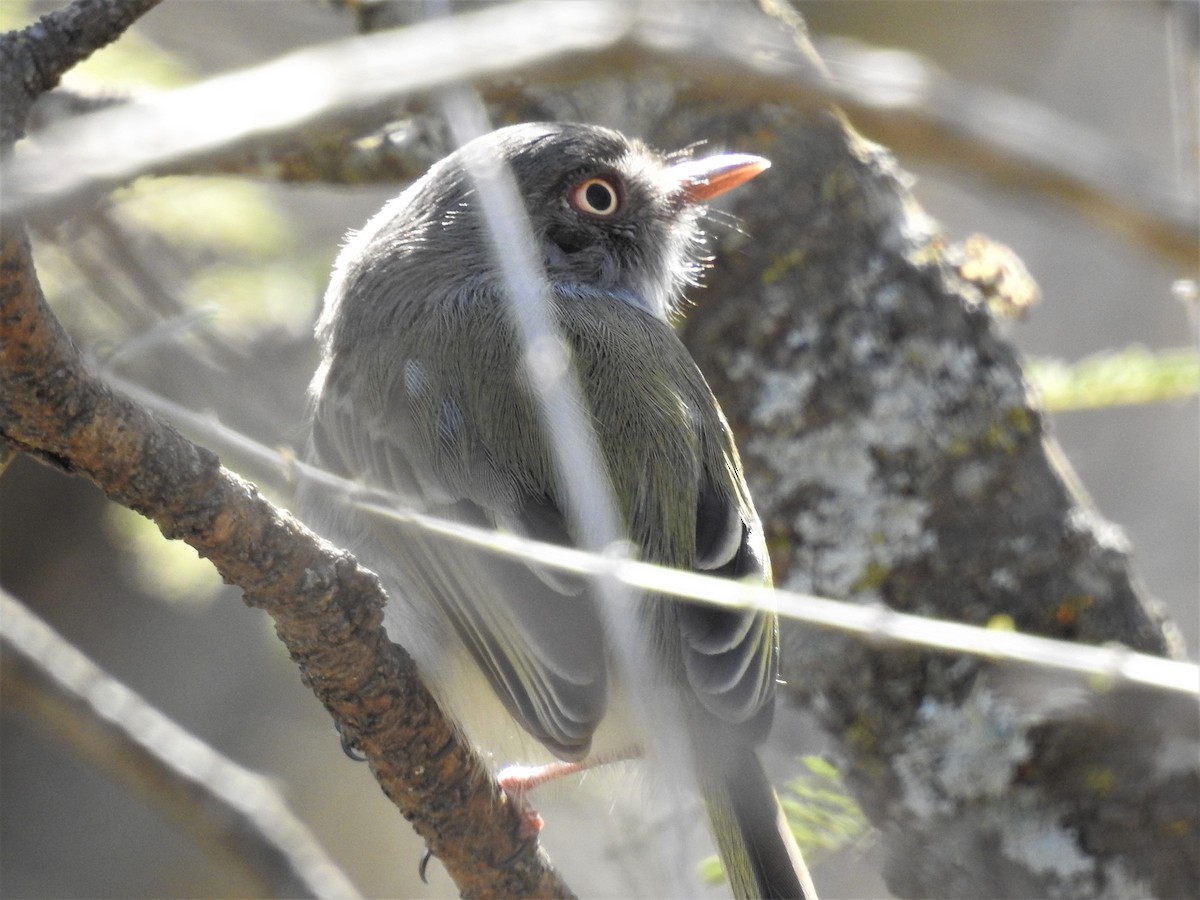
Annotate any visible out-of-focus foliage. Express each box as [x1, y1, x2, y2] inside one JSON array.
[[104, 504, 225, 608], [1027, 346, 1200, 412], [41, 175, 316, 348], [701, 755, 871, 885], [116, 176, 290, 256], [780, 756, 871, 862], [9, 0, 319, 642], [1, 0, 191, 89], [7, 0, 318, 350]]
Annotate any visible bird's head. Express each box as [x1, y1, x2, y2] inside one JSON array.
[[465, 123, 769, 321], [427, 123, 768, 319], [319, 122, 768, 349]]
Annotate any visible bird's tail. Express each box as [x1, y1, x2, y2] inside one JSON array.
[[700, 744, 817, 900]]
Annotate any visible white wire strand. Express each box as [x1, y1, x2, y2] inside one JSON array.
[[433, 84, 702, 890], [101, 369, 1200, 699]]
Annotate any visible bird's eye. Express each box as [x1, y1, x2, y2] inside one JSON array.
[[569, 177, 620, 216]]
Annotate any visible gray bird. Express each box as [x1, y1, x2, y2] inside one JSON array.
[[301, 121, 814, 899]]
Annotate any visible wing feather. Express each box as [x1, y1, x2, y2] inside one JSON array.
[[309, 357, 607, 761]]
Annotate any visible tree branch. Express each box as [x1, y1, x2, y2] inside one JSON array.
[[0, 588, 360, 899], [0, 220, 573, 897], [0, 7, 566, 893], [5, 2, 1193, 266], [0, 0, 162, 145]]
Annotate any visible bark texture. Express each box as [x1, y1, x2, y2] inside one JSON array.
[[676, 107, 1194, 899]]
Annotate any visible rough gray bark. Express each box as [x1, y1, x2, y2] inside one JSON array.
[[679, 108, 1196, 900]]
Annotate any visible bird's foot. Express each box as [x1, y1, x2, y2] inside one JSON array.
[[495, 768, 549, 841], [498, 744, 642, 795], [496, 744, 643, 840]]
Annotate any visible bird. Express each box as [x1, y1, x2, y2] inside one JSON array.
[[300, 121, 815, 899]]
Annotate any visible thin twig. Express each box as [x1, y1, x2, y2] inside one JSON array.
[[4, 1, 1192, 264], [0, 589, 361, 900], [100, 368, 1200, 700]]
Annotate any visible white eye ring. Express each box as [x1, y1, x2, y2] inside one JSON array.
[[570, 177, 620, 216]]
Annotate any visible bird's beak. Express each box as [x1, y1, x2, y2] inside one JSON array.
[[668, 153, 771, 204]]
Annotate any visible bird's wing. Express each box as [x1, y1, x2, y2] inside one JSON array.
[[561, 297, 778, 738], [308, 350, 607, 761], [676, 459, 778, 738]]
